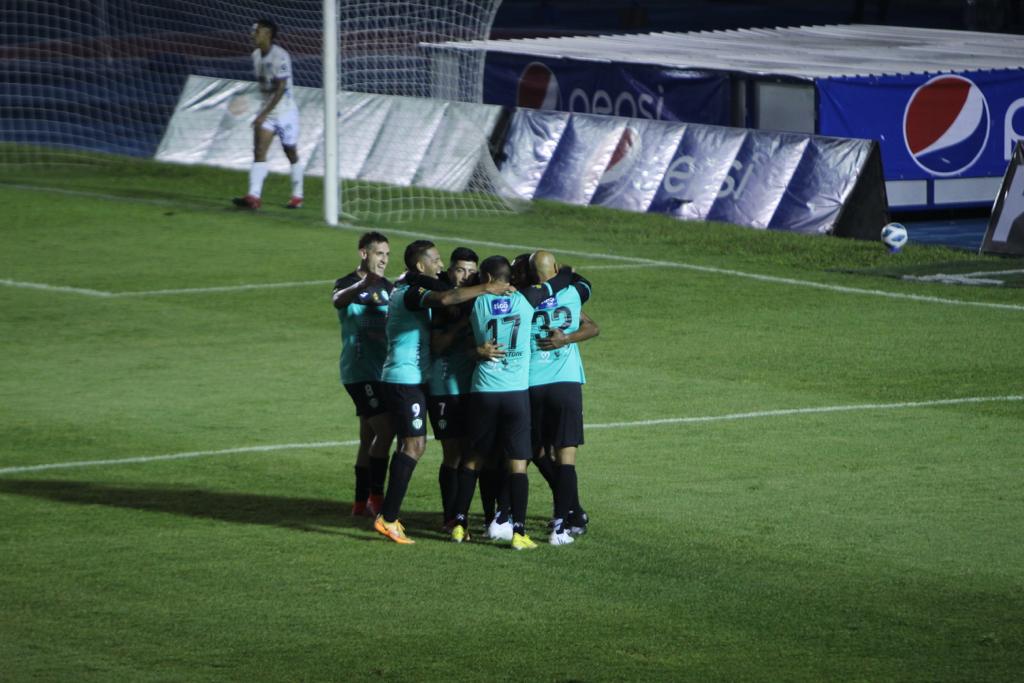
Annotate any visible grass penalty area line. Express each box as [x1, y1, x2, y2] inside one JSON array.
[[2, 395, 1019, 476], [332, 222, 1024, 313], [0, 278, 330, 298]]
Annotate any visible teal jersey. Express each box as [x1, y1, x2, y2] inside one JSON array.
[[529, 278, 591, 386], [428, 305, 476, 396], [381, 281, 433, 385], [470, 292, 534, 393], [333, 272, 392, 384]]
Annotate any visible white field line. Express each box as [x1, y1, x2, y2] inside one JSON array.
[[5, 182, 1023, 311], [1, 395, 1019, 476], [586, 395, 1024, 429], [0, 278, 330, 298], [112, 280, 328, 297], [330, 222, 1024, 313], [961, 269, 1024, 277], [0, 440, 360, 475], [0, 278, 114, 297], [582, 263, 676, 270]]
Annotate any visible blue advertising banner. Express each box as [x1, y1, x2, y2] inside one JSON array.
[[981, 141, 1024, 255], [534, 113, 627, 205], [590, 118, 687, 213], [500, 107, 883, 237], [483, 51, 731, 126], [647, 124, 747, 220], [818, 69, 1024, 182]]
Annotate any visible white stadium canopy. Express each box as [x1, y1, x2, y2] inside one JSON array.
[[436, 24, 1024, 79]]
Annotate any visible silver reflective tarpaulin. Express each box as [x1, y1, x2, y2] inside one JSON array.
[[155, 75, 502, 194]]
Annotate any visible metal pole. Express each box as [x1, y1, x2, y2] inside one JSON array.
[[322, 0, 339, 225]]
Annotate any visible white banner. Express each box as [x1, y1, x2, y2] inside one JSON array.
[[155, 75, 502, 193]]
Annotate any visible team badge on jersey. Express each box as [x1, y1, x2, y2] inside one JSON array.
[[490, 298, 512, 315], [537, 296, 557, 310]]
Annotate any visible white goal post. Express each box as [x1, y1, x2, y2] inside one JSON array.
[[323, 0, 339, 225]]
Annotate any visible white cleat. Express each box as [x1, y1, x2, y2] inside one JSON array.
[[549, 529, 575, 546], [486, 518, 514, 541]]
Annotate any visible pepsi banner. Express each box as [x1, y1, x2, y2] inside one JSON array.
[[500, 108, 886, 238], [981, 141, 1024, 256], [483, 51, 731, 126], [818, 69, 1024, 184]]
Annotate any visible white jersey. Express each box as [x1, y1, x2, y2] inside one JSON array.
[[251, 44, 296, 116]]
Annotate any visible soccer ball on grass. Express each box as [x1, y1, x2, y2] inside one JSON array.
[[880, 222, 909, 253]]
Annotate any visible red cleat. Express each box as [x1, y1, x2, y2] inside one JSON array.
[[232, 194, 261, 210], [351, 500, 368, 517], [285, 196, 303, 209], [366, 494, 384, 517]]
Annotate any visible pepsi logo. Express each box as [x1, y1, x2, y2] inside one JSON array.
[[516, 62, 560, 110], [599, 126, 642, 186], [903, 74, 990, 177]]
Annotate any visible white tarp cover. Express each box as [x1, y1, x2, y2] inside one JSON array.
[[155, 75, 502, 193]]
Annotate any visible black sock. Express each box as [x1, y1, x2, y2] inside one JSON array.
[[454, 466, 479, 522], [531, 452, 557, 494], [369, 455, 389, 496], [571, 475, 585, 522], [510, 471, 529, 535], [478, 467, 496, 523], [381, 452, 417, 523], [439, 464, 458, 521], [354, 465, 370, 502], [555, 464, 577, 529], [496, 468, 511, 524]]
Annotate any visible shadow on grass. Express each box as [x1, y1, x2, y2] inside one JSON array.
[[0, 478, 452, 539]]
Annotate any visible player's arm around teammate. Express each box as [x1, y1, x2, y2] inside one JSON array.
[[427, 248, 480, 530], [449, 256, 574, 547], [373, 241, 509, 544], [527, 250, 595, 543], [537, 311, 600, 350]]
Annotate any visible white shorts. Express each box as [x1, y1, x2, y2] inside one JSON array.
[[260, 105, 300, 147]]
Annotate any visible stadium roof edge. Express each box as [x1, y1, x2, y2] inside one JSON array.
[[426, 24, 1024, 80]]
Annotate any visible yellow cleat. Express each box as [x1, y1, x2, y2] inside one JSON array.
[[451, 524, 470, 543], [374, 514, 415, 544], [511, 532, 538, 550]]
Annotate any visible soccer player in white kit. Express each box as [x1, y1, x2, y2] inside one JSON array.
[[233, 18, 304, 210]]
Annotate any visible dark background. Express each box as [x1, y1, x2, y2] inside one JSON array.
[[492, 0, 1024, 37]]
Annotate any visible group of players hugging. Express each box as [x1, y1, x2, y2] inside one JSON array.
[[332, 233, 598, 549]]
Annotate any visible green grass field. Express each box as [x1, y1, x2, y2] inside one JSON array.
[[2, 158, 1023, 682]]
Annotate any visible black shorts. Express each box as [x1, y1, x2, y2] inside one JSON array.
[[383, 382, 429, 438], [343, 381, 388, 418], [529, 382, 584, 449], [427, 394, 469, 440], [469, 390, 532, 460]]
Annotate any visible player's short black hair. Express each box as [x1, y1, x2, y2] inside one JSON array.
[[511, 252, 532, 286], [404, 240, 435, 271], [450, 247, 479, 264], [254, 18, 278, 40], [358, 231, 388, 250], [480, 255, 512, 282]]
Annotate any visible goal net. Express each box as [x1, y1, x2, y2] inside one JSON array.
[[332, 0, 519, 222], [0, 0, 519, 222]]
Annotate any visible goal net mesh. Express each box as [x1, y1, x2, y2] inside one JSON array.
[[0, 0, 518, 222]]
